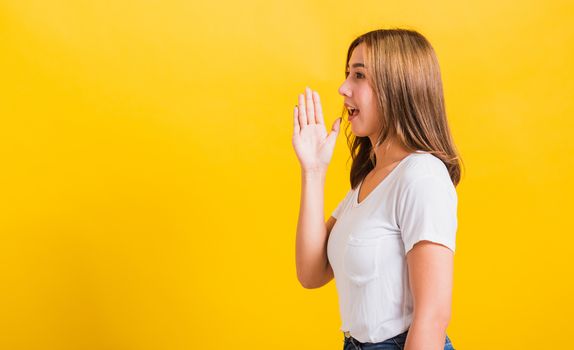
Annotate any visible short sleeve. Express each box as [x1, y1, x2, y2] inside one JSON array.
[[331, 189, 353, 219], [397, 175, 458, 255]]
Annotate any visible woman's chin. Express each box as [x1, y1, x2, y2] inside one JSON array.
[[350, 126, 366, 137], [350, 122, 376, 138]]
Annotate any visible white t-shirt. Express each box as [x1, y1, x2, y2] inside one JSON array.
[[326, 151, 458, 343]]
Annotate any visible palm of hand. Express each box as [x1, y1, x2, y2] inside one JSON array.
[[292, 88, 341, 172]]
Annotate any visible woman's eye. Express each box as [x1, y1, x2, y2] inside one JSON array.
[[345, 71, 364, 79]]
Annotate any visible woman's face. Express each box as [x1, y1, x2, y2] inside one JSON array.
[[338, 43, 380, 137]]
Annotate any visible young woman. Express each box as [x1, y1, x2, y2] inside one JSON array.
[[292, 29, 463, 350]]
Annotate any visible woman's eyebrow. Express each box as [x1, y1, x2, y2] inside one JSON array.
[[346, 63, 365, 69]]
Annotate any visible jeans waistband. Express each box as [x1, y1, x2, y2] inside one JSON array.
[[343, 329, 409, 341]]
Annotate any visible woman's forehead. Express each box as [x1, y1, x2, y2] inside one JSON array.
[[348, 44, 365, 68]]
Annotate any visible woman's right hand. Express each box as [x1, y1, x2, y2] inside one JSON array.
[[292, 87, 342, 173]]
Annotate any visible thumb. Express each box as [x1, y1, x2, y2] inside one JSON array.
[[325, 117, 341, 147], [331, 117, 342, 133]]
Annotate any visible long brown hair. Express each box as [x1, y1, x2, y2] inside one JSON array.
[[340, 28, 464, 188]]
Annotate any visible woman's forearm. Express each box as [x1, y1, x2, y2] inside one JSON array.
[[404, 316, 450, 350], [295, 169, 328, 288]]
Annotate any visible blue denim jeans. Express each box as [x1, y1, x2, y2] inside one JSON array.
[[343, 330, 455, 350]]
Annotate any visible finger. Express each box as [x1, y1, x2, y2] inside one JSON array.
[[293, 105, 300, 136], [312, 90, 325, 125], [298, 93, 307, 126], [306, 86, 315, 125]]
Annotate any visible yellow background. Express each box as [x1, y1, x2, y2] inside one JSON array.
[[1, 0, 573, 349]]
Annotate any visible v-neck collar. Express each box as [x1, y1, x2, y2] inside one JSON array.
[[353, 152, 421, 207]]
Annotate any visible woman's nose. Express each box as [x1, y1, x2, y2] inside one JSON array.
[[338, 82, 350, 97]]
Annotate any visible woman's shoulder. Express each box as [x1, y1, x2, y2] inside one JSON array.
[[398, 151, 452, 186]]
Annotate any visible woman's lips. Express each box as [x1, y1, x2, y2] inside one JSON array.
[[348, 109, 359, 121], [345, 103, 359, 121]]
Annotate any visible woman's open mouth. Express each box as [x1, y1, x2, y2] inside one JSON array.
[[347, 106, 360, 121]]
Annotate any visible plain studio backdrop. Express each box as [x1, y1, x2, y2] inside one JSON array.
[[0, 0, 572, 349]]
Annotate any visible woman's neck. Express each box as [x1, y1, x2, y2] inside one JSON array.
[[370, 137, 412, 171]]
